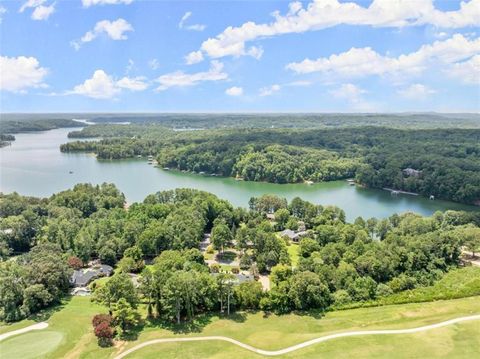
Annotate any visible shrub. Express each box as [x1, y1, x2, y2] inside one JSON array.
[[375, 283, 393, 297], [231, 267, 240, 274], [333, 290, 352, 305], [92, 314, 112, 328], [206, 245, 214, 254], [210, 264, 220, 273], [94, 321, 114, 347], [67, 256, 83, 270]]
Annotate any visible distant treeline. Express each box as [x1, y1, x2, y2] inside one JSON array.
[[75, 113, 480, 130], [0, 118, 82, 136], [61, 125, 480, 205]]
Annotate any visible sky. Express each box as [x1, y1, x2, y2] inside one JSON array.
[[0, 0, 479, 113]]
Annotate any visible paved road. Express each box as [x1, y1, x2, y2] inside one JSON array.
[[114, 314, 480, 358], [0, 322, 49, 342]]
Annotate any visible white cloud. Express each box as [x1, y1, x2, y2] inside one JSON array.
[[82, 0, 133, 7], [0, 6, 6, 23], [0, 55, 48, 93], [116, 76, 148, 91], [286, 80, 312, 87], [329, 83, 376, 111], [194, 0, 480, 60], [19, 0, 54, 21], [72, 18, 133, 50], [397, 84, 436, 99], [178, 11, 206, 31], [31, 4, 55, 20], [185, 50, 204, 65], [447, 55, 480, 84], [19, 0, 45, 13], [225, 86, 243, 96], [259, 84, 281, 96], [68, 70, 147, 99], [330, 83, 366, 100], [149, 59, 160, 70], [155, 60, 228, 91], [286, 34, 480, 80]]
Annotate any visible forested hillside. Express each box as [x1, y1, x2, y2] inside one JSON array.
[[62, 126, 480, 205]]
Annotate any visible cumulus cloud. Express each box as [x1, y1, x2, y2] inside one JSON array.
[[116, 76, 148, 91], [286, 34, 480, 80], [155, 60, 228, 91], [178, 11, 206, 31], [259, 84, 281, 96], [397, 84, 437, 99], [193, 0, 480, 60], [447, 55, 480, 84], [31, 4, 55, 20], [225, 86, 243, 96], [185, 51, 204, 65], [67, 70, 147, 99], [72, 18, 133, 50], [0, 55, 48, 93], [82, 0, 133, 7], [19, 0, 55, 20]]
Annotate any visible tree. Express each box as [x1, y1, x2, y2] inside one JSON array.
[[463, 227, 480, 257], [211, 221, 233, 253], [298, 238, 321, 258], [67, 256, 83, 270], [274, 208, 290, 230], [270, 264, 292, 286], [287, 271, 331, 311], [376, 219, 391, 240], [93, 272, 138, 309], [234, 281, 263, 310], [216, 273, 235, 315], [366, 218, 378, 238], [112, 298, 138, 333]]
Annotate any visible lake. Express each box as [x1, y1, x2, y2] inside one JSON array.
[[0, 127, 476, 222]]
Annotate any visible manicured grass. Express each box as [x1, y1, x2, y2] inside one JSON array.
[[0, 296, 105, 359], [124, 320, 480, 359], [1, 331, 64, 359], [96, 295, 480, 359], [287, 243, 300, 267]]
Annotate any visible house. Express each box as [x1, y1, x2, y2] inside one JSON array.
[[211, 273, 254, 284], [402, 168, 422, 177], [70, 264, 113, 287], [279, 229, 309, 242]]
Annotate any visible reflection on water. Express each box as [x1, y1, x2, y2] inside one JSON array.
[[0, 127, 476, 222]]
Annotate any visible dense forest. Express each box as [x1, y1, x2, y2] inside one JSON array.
[[1, 184, 479, 326], [0, 118, 83, 147], [61, 112, 480, 129], [62, 126, 480, 205]]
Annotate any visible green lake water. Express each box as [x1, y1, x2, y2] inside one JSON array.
[[0, 127, 476, 221]]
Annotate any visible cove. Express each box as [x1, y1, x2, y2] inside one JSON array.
[[0, 127, 476, 222]]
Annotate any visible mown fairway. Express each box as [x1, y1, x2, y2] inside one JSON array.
[[2, 295, 479, 359]]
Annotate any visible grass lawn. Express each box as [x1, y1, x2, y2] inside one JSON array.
[[123, 320, 480, 359], [287, 243, 300, 267], [0, 296, 105, 359]]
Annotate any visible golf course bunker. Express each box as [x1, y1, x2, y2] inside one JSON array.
[[0, 331, 64, 359]]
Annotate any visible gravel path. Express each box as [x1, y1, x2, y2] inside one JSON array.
[[0, 322, 49, 342], [113, 314, 480, 358]]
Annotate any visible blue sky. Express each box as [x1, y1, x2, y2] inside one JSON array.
[[0, 0, 479, 112]]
